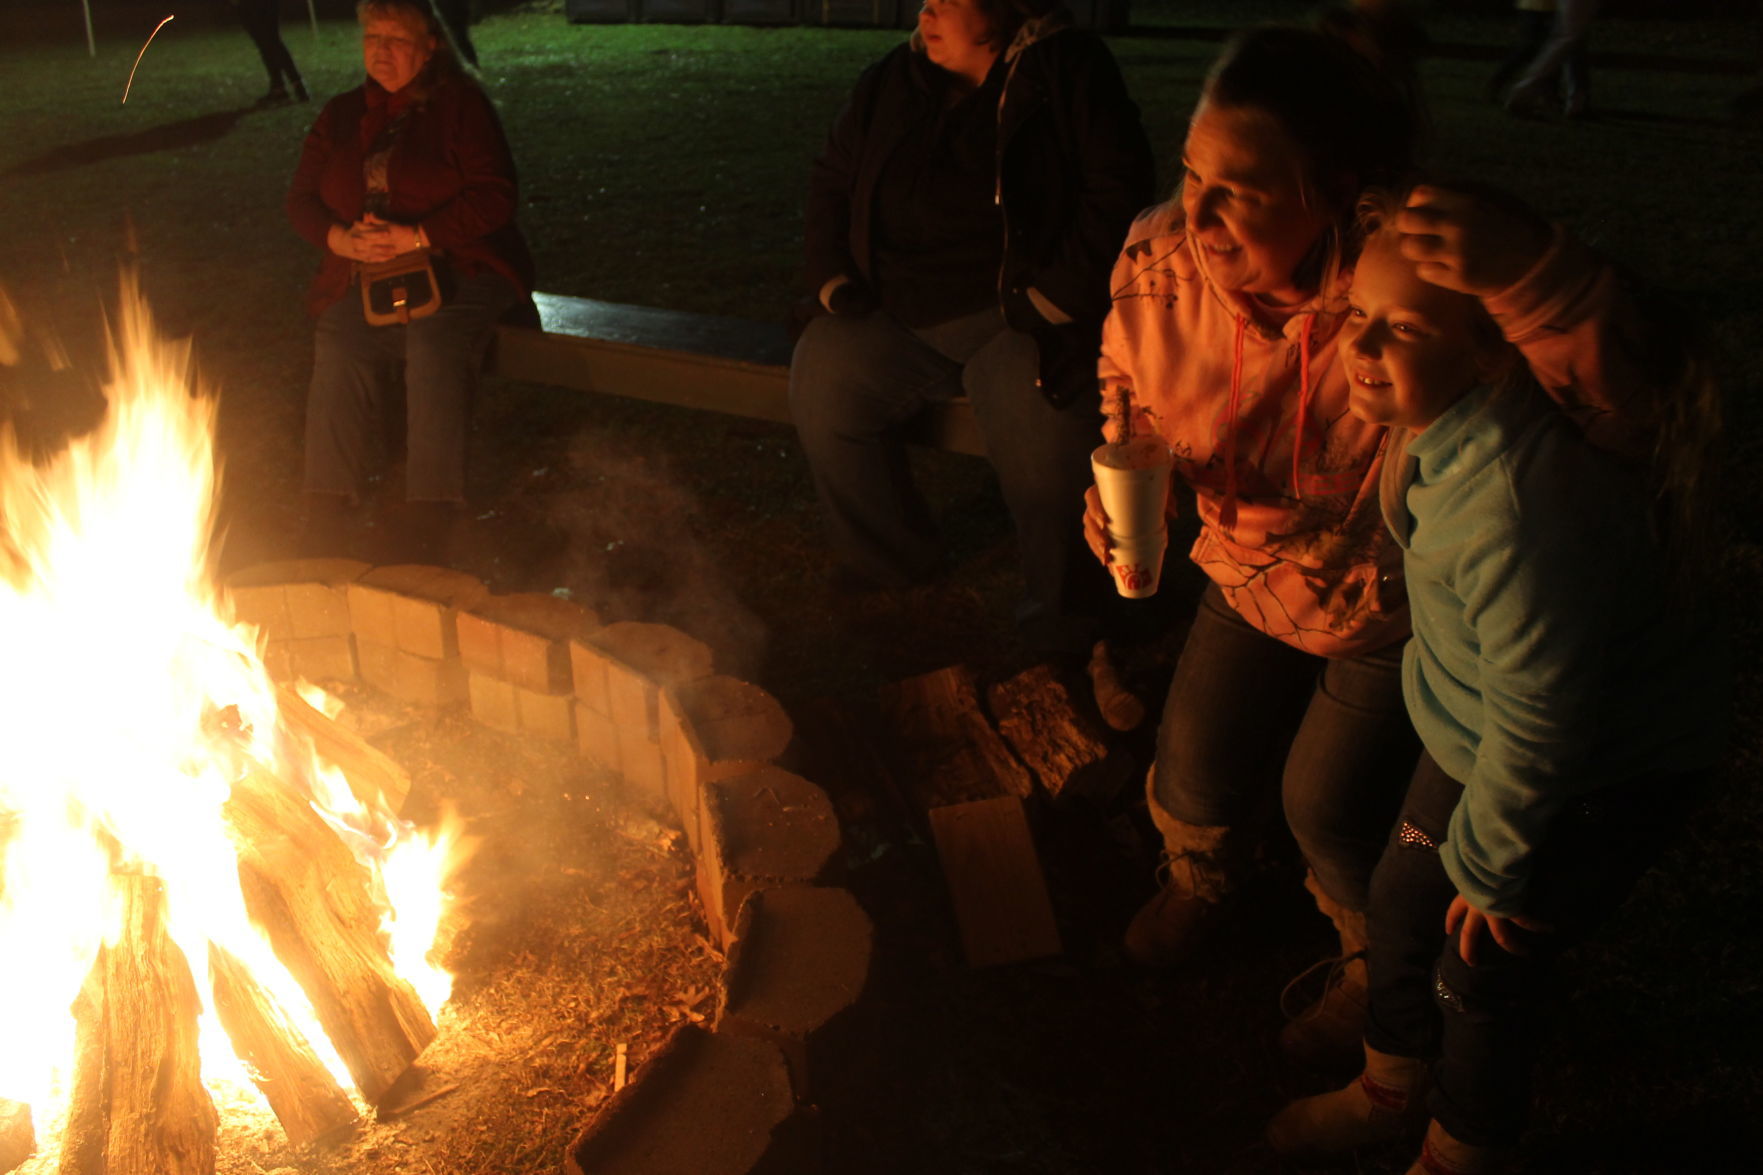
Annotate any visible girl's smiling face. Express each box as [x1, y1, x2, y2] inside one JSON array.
[[1340, 231, 1494, 433]]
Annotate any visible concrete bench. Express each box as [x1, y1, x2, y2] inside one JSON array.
[[492, 293, 987, 457]]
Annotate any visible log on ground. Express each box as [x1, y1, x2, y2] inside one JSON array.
[[59, 874, 217, 1175], [1, 1100, 32, 1175], [208, 944, 359, 1146], [227, 767, 436, 1105], [873, 665, 1034, 814]]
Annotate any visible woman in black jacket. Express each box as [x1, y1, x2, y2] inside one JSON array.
[[790, 0, 1154, 662]]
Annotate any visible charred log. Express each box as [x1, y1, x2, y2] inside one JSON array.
[[59, 874, 217, 1175], [208, 944, 359, 1146], [226, 767, 436, 1105]]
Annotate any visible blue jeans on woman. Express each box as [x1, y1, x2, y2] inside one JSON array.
[[789, 305, 1105, 656], [304, 269, 516, 504], [1151, 584, 1418, 912], [1364, 751, 1706, 1146]]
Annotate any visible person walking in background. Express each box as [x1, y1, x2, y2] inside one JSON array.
[[1267, 183, 1724, 1174], [233, 0, 308, 106], [1502, 0, 1597, 118], [790, 0, 1154, 682], [1486, 0, 1556, 104], [431, 0, 479, 68]]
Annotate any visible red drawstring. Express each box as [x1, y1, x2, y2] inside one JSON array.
[[1292, 314, 1315, 503], [1222, 314, 1246, 531]]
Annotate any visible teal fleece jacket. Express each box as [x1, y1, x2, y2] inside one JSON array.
[[1381, 384, 1726, 916]]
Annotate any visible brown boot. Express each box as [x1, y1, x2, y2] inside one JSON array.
[[1087, 639, 1146, 732], [1266, 1043, 1430, 1162], [1279, 872, 1370, 1070], [1122, 768, 1233, 967], [1406, 1119, 1506, 1174]]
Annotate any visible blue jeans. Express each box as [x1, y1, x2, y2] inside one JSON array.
[[1151, 584, 1417, 911], [789, 306, 1105, 654], [303, 268, 516, 503], [1364, 751, 1706, 1146]]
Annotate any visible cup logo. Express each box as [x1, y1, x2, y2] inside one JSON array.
[[1115, 563, 1153, 592]]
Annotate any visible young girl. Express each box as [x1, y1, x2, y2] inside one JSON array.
[[1265, 188, 1727, 1173]]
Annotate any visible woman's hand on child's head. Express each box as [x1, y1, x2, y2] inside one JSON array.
[[1444, 893, 1553, 967], [1396, 183, 1552, 300]]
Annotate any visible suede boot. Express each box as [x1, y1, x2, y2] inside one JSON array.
[[1266, 1043, 1430, 1162], [1278, 871, 1370, 1070], [1087, 639, 1146, 732], [1406, 1119, 1505, 1175], [1122, 768, 1234, 967]]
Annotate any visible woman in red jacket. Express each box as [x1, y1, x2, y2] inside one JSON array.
[[287, 0, 532, 562]]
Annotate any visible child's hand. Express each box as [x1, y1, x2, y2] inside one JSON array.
[[1444, 893, 1553, 966], [1396, 183, 1553, 300]]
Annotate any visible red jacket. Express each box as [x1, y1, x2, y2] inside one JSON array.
[[287, 74, 533, 317]]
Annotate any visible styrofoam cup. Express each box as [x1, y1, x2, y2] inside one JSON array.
[[1106, 529, 1167, 599], [1091, 438, 1174, 541]]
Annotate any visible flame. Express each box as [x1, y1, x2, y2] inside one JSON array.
[[0, 277, 465, 1160]]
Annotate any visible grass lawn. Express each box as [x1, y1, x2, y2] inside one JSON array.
[[1, 2, 1760, 1172]]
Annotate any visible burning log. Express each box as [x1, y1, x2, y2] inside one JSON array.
[[0, 1101, 32, 1175], [226, 768, 436, 1105], [276, 682, 412, 814], [208, 945, 358, 1146], [59, 874, 217, 1175]]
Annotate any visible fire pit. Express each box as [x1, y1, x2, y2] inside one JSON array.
[[0, 285, 870, 1175]]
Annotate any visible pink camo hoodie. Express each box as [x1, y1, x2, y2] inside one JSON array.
[[1099, 198, 1649, 659]]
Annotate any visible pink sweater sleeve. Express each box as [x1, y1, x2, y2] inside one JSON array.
[[1482, 223, 1672, 461]]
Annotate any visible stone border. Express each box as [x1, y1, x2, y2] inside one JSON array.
[[226, 559, 873, 1174]]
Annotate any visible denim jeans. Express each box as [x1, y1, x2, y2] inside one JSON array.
[[303, 268, 517, 503], [789, 306, 1105, 654], [1364, 751, 1706, 1146], [1150, 584, 1417, 911]]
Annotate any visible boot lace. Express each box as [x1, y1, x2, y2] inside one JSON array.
[[1278, 948, 1367, 1022]]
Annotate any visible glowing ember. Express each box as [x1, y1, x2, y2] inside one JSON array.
[[0, 277, 465, 1170]]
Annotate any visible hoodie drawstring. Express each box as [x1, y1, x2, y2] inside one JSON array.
[[1292, 313, 1316, 504], [1222, 314, 1246, 531]]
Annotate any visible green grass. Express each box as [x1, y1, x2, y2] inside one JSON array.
[[1, 5, 1760, 1171]]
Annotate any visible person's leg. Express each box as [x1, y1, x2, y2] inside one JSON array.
[[236, 0, 285, 93], [1284, 638, 1419, 913], [1507, 0, 1601, 110], [1428, 767, 1707, 1150], [954, 323, 1106, 658], [1124, 585, 1318, 964], [789, 312, 963, 587], [305, 295, 399, 500], [1488, 9, 1553, 101], [402, 270, 517, 504]]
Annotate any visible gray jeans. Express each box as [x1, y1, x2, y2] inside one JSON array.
[[789, 306, 1104, 654], [303, 268, 517, 503]]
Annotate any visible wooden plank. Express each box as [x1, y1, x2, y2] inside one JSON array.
[[928, 797, 1062, 969]]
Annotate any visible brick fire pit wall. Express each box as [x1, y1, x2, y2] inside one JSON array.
[[226, 559, 873, 1175]]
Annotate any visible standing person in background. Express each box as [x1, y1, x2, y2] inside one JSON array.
[[1267, 183, 1724, 1174], [1502, 0, 1597, 118], [790, 0, 1154, 704], [1486, 0, 1556, 104], [431, 0, 479, 69], [234, 0, 308, 106], [288, 0, 532, 562]]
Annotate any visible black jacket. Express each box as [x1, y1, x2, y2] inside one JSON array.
[[803, 20, 1155, 407]]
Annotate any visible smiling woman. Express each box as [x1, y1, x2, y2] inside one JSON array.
[[285, 0, 534, 565]]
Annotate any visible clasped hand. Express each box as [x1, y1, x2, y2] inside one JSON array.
[[1445, 893, 1553, 967], [327, 215, 422, 263]]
